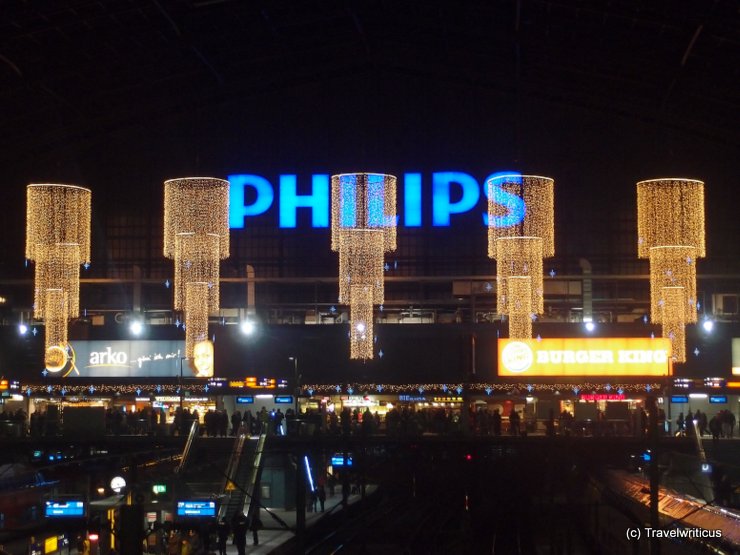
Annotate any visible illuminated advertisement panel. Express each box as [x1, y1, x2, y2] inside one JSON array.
[[498, 338, 672, 377], [44, 340, 214, 378], [732, 339, 740, 375], [228, 170, 526, 229]]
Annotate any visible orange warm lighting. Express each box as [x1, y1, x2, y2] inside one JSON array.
[[498, 338, 673, 377]]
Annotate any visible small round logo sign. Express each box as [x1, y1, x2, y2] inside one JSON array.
[[501, 341, 534, 373]]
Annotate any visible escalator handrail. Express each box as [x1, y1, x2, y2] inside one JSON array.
[[175, 420, 199, 474]]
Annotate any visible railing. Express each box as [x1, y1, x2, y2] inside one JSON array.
[[175, 419, 199, 474]]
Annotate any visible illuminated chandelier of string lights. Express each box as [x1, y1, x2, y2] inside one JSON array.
[[637, 178, 705, 362], [487, 174, 554, 340], [331, 173, 397, 360], [25, 184, 91, 367], [163, 177, 229, 358]]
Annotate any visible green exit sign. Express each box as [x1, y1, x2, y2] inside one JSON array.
[[152, 484, 167, 494]]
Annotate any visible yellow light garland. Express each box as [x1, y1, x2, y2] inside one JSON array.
[[174, 232, 221, 312], [507, 276, 533, 340], [26, 184, 91, 263], [44, 289, 68, 367], [349, 285, 374, 360], [331, 173, 397, 253], [487, 175, 554, 258], [661, 286, 687, 363], [637, 179, 705, 259], [338, 229, 385, 305], [331, 173, 397, 360], [185, 282, 209, 358], [163, 178, 230, 260], [637, 178, 705, 364], [649, 246, 697, 324], [487, 176, 554, 340], [495, 237, 544, 315], [26, 184, 91, 359], [164, 177, 230, 360], [33, 243, 81, 319]]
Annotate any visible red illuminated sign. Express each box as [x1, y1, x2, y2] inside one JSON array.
[[580, 394, 626, 401]]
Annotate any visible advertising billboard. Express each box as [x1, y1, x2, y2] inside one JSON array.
[[732, 338, 740, 375], [498, 338, 672, 377], [44, 340, 213, 378]]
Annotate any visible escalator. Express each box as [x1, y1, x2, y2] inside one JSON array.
[[218, 426, 268, 523]]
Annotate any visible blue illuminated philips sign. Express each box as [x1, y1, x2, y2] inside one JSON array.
[[228, 171, 526, 229]]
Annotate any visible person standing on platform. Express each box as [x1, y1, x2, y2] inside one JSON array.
[[317, 484, 327, 512], [216, 517, 230, 555], [231, 410, 242, 436], [250, 512, 262, 546], [231, 511, 249, 555]]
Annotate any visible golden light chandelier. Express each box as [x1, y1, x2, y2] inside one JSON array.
[[487, 175, 554, 340], [637, 178, 705, 362], [331, 173, 397, 360], [164, 177, 230, 358], [25, 184, 91, 367]]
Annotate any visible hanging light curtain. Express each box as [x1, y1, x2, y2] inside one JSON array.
[[331, 173, 397, 360], [637, 178, 705, 362], [164, 178, 229, 359], [26, 184, 91, 369], [487, 174, 554, 339]]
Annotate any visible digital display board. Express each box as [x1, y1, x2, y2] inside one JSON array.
[[274, 396, 293, 404], [45, 500, 85, 517], [236, 396, 254, 404], [176, 500, 217, 517], [331, 455, 353, 467], [671, 396, 689, 403], [498, 338, 672, 377], [709, 396, 728, 404]]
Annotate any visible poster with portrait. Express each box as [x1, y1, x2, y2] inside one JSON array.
[[43, 340, 214, 378]]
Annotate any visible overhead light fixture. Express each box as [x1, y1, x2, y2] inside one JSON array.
[[702, 319, 714, 333], [18, 323, 28, 335], [240, 320, 255, 335], [129, 320, 144, 336], [584, 321, 596, 332]]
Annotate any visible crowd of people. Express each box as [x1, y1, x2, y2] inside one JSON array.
[[3, 402, 740, 441], [676, 409, 736, 441]]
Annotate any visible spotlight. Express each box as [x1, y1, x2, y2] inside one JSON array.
[[702, 319, 714, 333], [356, 322, 366, 333], [18, 323, 28, 335], [129, 320, 144, 336], [584, 321, 595, 332], [240, 320, 255, 335]]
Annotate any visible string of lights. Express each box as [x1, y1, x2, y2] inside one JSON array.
[[25, 184, 91, 365], [331, 173, 397, 360], [163, 177, 230, 358], [637, 178, 705, 363], [18, 381, 665, 397], [488, 176, 554, 340]]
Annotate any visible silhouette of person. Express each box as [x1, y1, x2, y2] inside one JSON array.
[[231, 511, 249, 555], [216, 517, 230, 555], [190, 340, 214, 377]]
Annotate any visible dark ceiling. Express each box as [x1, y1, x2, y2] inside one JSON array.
[[1, 0, 740, 277], [2, 0, 738, 165]]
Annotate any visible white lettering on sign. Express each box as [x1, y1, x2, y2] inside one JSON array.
[[89, 347, 129, 366], [618, 350, 668, 364], [536, 350, 614, 364]]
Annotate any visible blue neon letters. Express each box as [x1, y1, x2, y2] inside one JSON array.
[[228, 171, 526, 229]]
